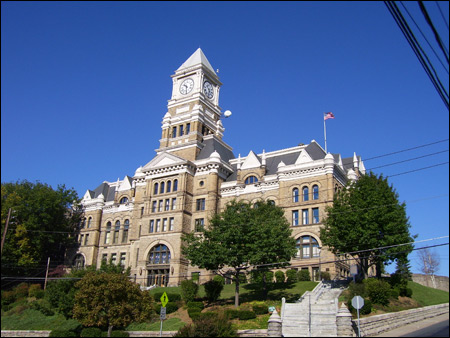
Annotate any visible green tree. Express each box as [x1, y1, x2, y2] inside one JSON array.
[[1, 180, 81, 279], [182, 200, 296, 307], [320, 173, 415, 279], [73, 272, 153, 337]]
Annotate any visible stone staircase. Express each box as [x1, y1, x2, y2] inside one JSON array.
[[281, 281, 345, 337]]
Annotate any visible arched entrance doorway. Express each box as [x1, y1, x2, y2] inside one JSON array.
[[147, 244, 171, 287]]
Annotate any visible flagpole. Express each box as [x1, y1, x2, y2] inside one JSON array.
[[324, 115, 327, 153]]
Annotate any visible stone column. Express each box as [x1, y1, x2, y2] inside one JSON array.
[[267, 309, 282, 337], [336, 303, 354, 337]]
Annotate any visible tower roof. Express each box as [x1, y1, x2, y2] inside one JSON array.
[[176, 48, 215, 74]]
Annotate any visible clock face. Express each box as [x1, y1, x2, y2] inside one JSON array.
[[203, 81, 214, 99], [179, 78, 194, 95]]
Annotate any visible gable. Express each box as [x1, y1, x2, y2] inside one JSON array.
[[241, 151, 261, 170], [295, 149, 313, 164], [142, 152, 187, 170]]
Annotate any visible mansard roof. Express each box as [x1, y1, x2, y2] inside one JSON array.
[[197, 136, 235, 163]]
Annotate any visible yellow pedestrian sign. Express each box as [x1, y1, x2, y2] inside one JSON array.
[[160, 292, 169, 307]]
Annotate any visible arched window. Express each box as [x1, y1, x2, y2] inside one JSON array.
[[160, 182, 165, 194], [148, 244, 171, 265], [154, 183, 159, 195], [313, 185, 319, 200], [105, 222, 111, 244], [113, 221, 120, 244], [87, 217, 92, 228], [167, 181, 172, 193], [302, 186, 309, 201], [119, 197, 128, 204], [80, 218, 86, 229], [293, 188, 299, 203], [296, 236, 320, 259], [73, 254, 85, 269], [122, 219, 129, 243], [245, 176, 258, 184], [173, 179, 178, 192]]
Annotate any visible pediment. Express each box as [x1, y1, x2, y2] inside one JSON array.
[[295, 149, 313, 164], [142, 152, 187, 170], [241, 151, 261, 170]]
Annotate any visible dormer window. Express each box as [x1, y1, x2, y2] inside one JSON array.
[[245, 176, 258, 185], [119, 197, 128, 204]]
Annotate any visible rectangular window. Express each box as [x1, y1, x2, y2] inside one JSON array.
[[169, 217, 174, 231], [102, 253, 108, 263], [84, 234, 89, 246], [292, 210, 299, 226], [105, 232, 110, 244], [149, 220, 154, 233], [156, 219, 161, 232], [172, 198, 177, 210], [141, 207, 144, 217], [302, 209, 309, 225], [196, 198, 206, 211], [195, 218, 204, 232], [172, 126, 177, 138], [186, 123, 190, 134], [122, 229, 128, 243], [111, 253, 117, 265], [113, 230, 119, 244], [165, 199, 170, 211], [158, 200, 163, 212], [152, 201, 157, 213], [179, 125, 184, 136], [312, 208, 319, 224], [79, 234, 84, 244], [120, 253, 126, 267], [163, 218, 167, 232]]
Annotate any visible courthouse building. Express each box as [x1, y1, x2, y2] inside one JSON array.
[[68, 49, 366, 287]]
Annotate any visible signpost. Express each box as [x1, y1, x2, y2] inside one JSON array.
[[159, 292, 169, 337], [352, 295, 364, 337]]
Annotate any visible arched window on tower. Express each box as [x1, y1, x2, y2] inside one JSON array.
[[154, 183, 159, 195], [160, 182, 165, 194], [167, 180, 172, 193], [245, 176, 258, 185], [113, 221, 120, 244], [105, 222, 111, 244], [313, 185, 319, 200], [122, 219, 129, 243], [173, 179, 178, 192]]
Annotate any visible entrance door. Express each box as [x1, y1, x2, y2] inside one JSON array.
[[147, 268, 170, 287]]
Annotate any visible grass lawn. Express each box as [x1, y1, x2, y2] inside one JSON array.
[[408, 281, 450, 306], [149, 280, 318, 304], [126, 318, 185, 331], [1, 308, 81, 331]]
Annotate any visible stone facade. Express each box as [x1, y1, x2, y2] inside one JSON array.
[[66, 49, 366, 287]]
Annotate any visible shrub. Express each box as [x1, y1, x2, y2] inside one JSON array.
[[320, 271, 331, 281], [30, 299, 55, 316], [213, 275, 225, 285], [298, 269, 311, 281], [204, 279, 224, 303], [28, 284, 43, 298], [180, 280, 198, 303], [347, 299, 372, 315], [152, 292, 181, 302], [347, 281, 367, 300], [1, 290, 16, 305], [252, 304, 268, 315], [286, 269, 298, 283], [364, 278, 391, 306], [14, 283, 30, 299], [225, 309, 240, 319], [390, 288, 400, 300], [49, 330, 77, 337], [110, 331, 129, 337], [401, 288, 413, 298], [81, 327, 102, 337], [275, 271, 285, 283], [238, 310, 257, 320], [174, 311, 237, 337], [187, 301, 205, 310], [188, 307, 202, 320], [155, 302, 178, 314]]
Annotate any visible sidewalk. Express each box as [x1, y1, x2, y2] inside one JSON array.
[[373, 312, 449, 337]]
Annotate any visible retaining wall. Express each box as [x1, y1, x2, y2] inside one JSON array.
[[353, 303, 449, 337]]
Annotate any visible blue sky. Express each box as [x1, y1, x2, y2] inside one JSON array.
[[2, 1, 448, 277]]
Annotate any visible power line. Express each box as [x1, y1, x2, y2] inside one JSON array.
[[367, 149, 448, 170]]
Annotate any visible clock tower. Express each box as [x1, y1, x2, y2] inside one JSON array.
[[158, 48, 226, 162]]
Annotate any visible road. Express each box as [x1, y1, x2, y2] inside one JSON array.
[[375, 313, 449, 337]]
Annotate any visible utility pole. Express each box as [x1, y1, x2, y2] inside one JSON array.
[[44, 257, 51, 290], [1, 208, 12, 254]]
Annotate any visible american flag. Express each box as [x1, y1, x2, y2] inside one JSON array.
[[324, 112, 335, 120]]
